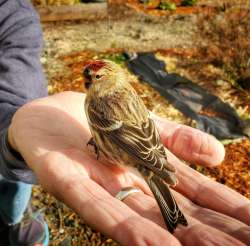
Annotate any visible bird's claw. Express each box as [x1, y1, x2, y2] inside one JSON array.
[[87, 138, 100, 160]]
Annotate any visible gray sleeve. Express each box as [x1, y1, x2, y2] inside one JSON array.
[[0, 128, 37, 184], [0, 0, 47, 183]]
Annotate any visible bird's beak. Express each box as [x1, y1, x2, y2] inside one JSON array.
[[83, 67, 92, 89]]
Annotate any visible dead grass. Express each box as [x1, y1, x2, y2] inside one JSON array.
[[197, 1, 250, 89]]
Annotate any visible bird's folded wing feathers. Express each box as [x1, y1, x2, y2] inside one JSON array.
[[88, 105, 175, 173], [88, 107, 123, 131]]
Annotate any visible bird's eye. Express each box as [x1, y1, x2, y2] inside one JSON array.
[[95, 74, 102, 79]]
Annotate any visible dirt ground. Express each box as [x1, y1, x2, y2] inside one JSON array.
[[41, 14, 198, 81], [33, 1, 250, 245]]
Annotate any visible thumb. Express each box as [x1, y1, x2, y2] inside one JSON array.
[[151, 113, 225, 167]]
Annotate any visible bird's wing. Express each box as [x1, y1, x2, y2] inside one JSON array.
[[108, 118, 176, 174], [87, 104, 123, 132], [87, 102, 175, 174]]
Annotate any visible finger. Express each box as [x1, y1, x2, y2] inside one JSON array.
[[174, 214, 245, 246], [36, 152, 180, 246], [55, 176, 180, 246], [122, 191, 166, 228], [152, 113, 225, 167], [85, 152, 152, 196], [173, 190, 250, 245], [166, 149, 250, 225], [122, 189, 245, 245]]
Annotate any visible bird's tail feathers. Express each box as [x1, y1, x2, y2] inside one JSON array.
[[147, 173, 188, 233]]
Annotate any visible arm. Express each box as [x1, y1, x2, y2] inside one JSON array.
[[0, 0, 47, 183]]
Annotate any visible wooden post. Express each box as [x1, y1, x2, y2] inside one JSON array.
[[37, 3, 107, 22]]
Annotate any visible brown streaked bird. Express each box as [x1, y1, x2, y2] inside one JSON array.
[[83, 59, 188, 233]]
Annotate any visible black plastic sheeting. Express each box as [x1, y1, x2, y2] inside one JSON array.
[[126, 52, 247, 139]]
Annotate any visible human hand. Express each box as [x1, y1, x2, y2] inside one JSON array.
[[126, 115, 250, 245], [8, 92, 249, 245]]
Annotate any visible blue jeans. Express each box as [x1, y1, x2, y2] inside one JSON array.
[[0, 175, 32, 225]]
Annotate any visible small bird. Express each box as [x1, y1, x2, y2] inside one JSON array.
[[83, 59, 188, 233]]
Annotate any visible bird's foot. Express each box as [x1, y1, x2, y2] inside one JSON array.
[[87, 138, 100, 160]]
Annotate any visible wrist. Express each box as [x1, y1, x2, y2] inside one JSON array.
[[7, 125, 24, 160], [0, 128, 36, 184], [8, 124, 18, 152]]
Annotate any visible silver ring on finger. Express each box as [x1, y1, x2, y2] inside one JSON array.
[[115, 187, 142, 201]]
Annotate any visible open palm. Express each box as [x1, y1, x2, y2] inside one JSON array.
[[9, 92, 250, 245]]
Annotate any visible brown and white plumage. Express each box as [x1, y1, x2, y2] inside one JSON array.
[[83, 60, 188, 232]]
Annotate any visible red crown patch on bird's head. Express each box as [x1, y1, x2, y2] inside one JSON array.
[[83, 60, 109, 90], [84, 60, 106, 72]]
